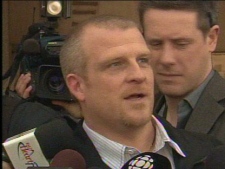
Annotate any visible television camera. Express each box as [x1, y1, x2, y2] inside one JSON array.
[[3, 1, 73, 101], [20, 24, 73, 101]]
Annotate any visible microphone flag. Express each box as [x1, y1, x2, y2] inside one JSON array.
[[121, 152, 172, 169], [2, 128, 49, 169]]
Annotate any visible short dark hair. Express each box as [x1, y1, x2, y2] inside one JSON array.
[[60, 15, 140, 78], [138, 1, 219, 35]]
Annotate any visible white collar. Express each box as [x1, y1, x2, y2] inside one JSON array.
[[83, 115, 186, 169]]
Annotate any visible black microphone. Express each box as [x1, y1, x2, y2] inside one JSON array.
[[20, 38, 41, 73], [121, 152, 172, 169], [22, 38, 41, 54], [2, 118, 77, 169], [2, 38, 40, 80], [50, 149, 86, 169], [205, 145, 225, 169]]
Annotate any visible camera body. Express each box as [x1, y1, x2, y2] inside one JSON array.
[[20, 32, 73, 101]]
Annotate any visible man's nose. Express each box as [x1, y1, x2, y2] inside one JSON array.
[[159, 44, 176, 65], [125, 62, 147, 83]]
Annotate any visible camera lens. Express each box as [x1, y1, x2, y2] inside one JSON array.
[[44, 68, 66, 95]]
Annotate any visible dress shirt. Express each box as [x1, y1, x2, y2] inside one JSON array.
[[83, 115, 185, 169], [158, 70, 215, 128]]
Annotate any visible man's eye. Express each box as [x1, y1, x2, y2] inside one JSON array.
[[138, 58, 149, 63], [176, 43, 189, 49], [149, 42, 161, 46], [175, 40, 191, 48], [138, 57, 150, 67], [147, 41, 162, 49], [109, 61, 122, 67], [178, 42, 189, 45]]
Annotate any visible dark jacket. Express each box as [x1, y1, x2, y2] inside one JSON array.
[[6, 99, 68, 138], [68, 116, 222, 169], [3, 113, 222, 169], [154, 71, 225, 144]]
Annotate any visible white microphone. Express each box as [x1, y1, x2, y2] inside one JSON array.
[[2, 118, 76, 169]]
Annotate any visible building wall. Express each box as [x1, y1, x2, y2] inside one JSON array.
[[2, 1, 225, 91]]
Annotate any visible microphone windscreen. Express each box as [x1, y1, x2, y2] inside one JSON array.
[[121, 152, 172, 169], [205, 145, 225, 169], [50, 149, 86, 169], [23, 38, 40, 54], [34, 118, 77, 159]]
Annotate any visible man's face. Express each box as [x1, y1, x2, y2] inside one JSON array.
[[143, 9, 217, 98], [80, 26, 154, 130]]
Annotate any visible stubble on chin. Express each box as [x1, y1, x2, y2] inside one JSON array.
[[121, 107, 152, 128]]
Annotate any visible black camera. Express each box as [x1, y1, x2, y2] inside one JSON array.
[[20, 31, 73, 101], [34, 65, 72, 101], [3, 1, 73, 101]]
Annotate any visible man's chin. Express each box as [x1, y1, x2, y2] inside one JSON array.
[[159, 85, 185, 97], [123, 115, 152, 128]]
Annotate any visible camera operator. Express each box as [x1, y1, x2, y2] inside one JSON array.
[[15, 71, 82, 118], [14, 72, 32, 99], [2, 18, 84, 139], [6, 72, 82, 138]]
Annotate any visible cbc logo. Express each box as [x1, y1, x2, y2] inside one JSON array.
[[128, 154, 154, 169]]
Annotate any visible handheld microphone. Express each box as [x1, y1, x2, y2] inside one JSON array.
[[2, 118, 77, 169], [27, 149, 86, 169], [121, 152, 172, 169], [205, 145, 225, 169]]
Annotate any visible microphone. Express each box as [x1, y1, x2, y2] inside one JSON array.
[[22, 38, 41, 54], [50, 149, 86, 169], [2, 38, 40, 80], [2, 118, 77, 169], [121, 152, 172, 169], [205, 145, 225, 169], [20, 38, 41, 73]]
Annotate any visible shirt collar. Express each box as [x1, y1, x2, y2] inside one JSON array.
[[151, 116, 186, 157], [83, 115, 186, 168], [184, 70, 214, 108]]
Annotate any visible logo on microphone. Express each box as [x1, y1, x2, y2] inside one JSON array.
[[17, 142, 39, 167], [128, 154, 154, 169]]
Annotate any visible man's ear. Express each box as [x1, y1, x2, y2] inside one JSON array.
[[66, 73, 85, 101], [207, 25, 220, 52]]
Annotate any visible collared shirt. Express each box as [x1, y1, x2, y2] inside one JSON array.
[[159, 70, 215, 128], [83, 115, 186, 169]]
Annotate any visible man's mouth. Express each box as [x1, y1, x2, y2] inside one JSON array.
[[158, 72, 181, 77], [125, 93, 146, 100]]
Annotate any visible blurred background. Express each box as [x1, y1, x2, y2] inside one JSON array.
[[2, 1, 225, 92]]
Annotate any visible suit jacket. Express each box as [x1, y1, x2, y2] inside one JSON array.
[[154, 71, 225, 144], [68, 116, 222, 169]]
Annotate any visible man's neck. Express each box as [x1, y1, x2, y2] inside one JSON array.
[[85, 120, 155, 152], [119, 122, 156, 152], [164, 96, 182, 127]]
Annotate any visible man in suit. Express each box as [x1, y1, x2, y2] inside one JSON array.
[[58, 15, 222, 169], [138, 1, 225, 144], [3, 15, 222, 169]]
